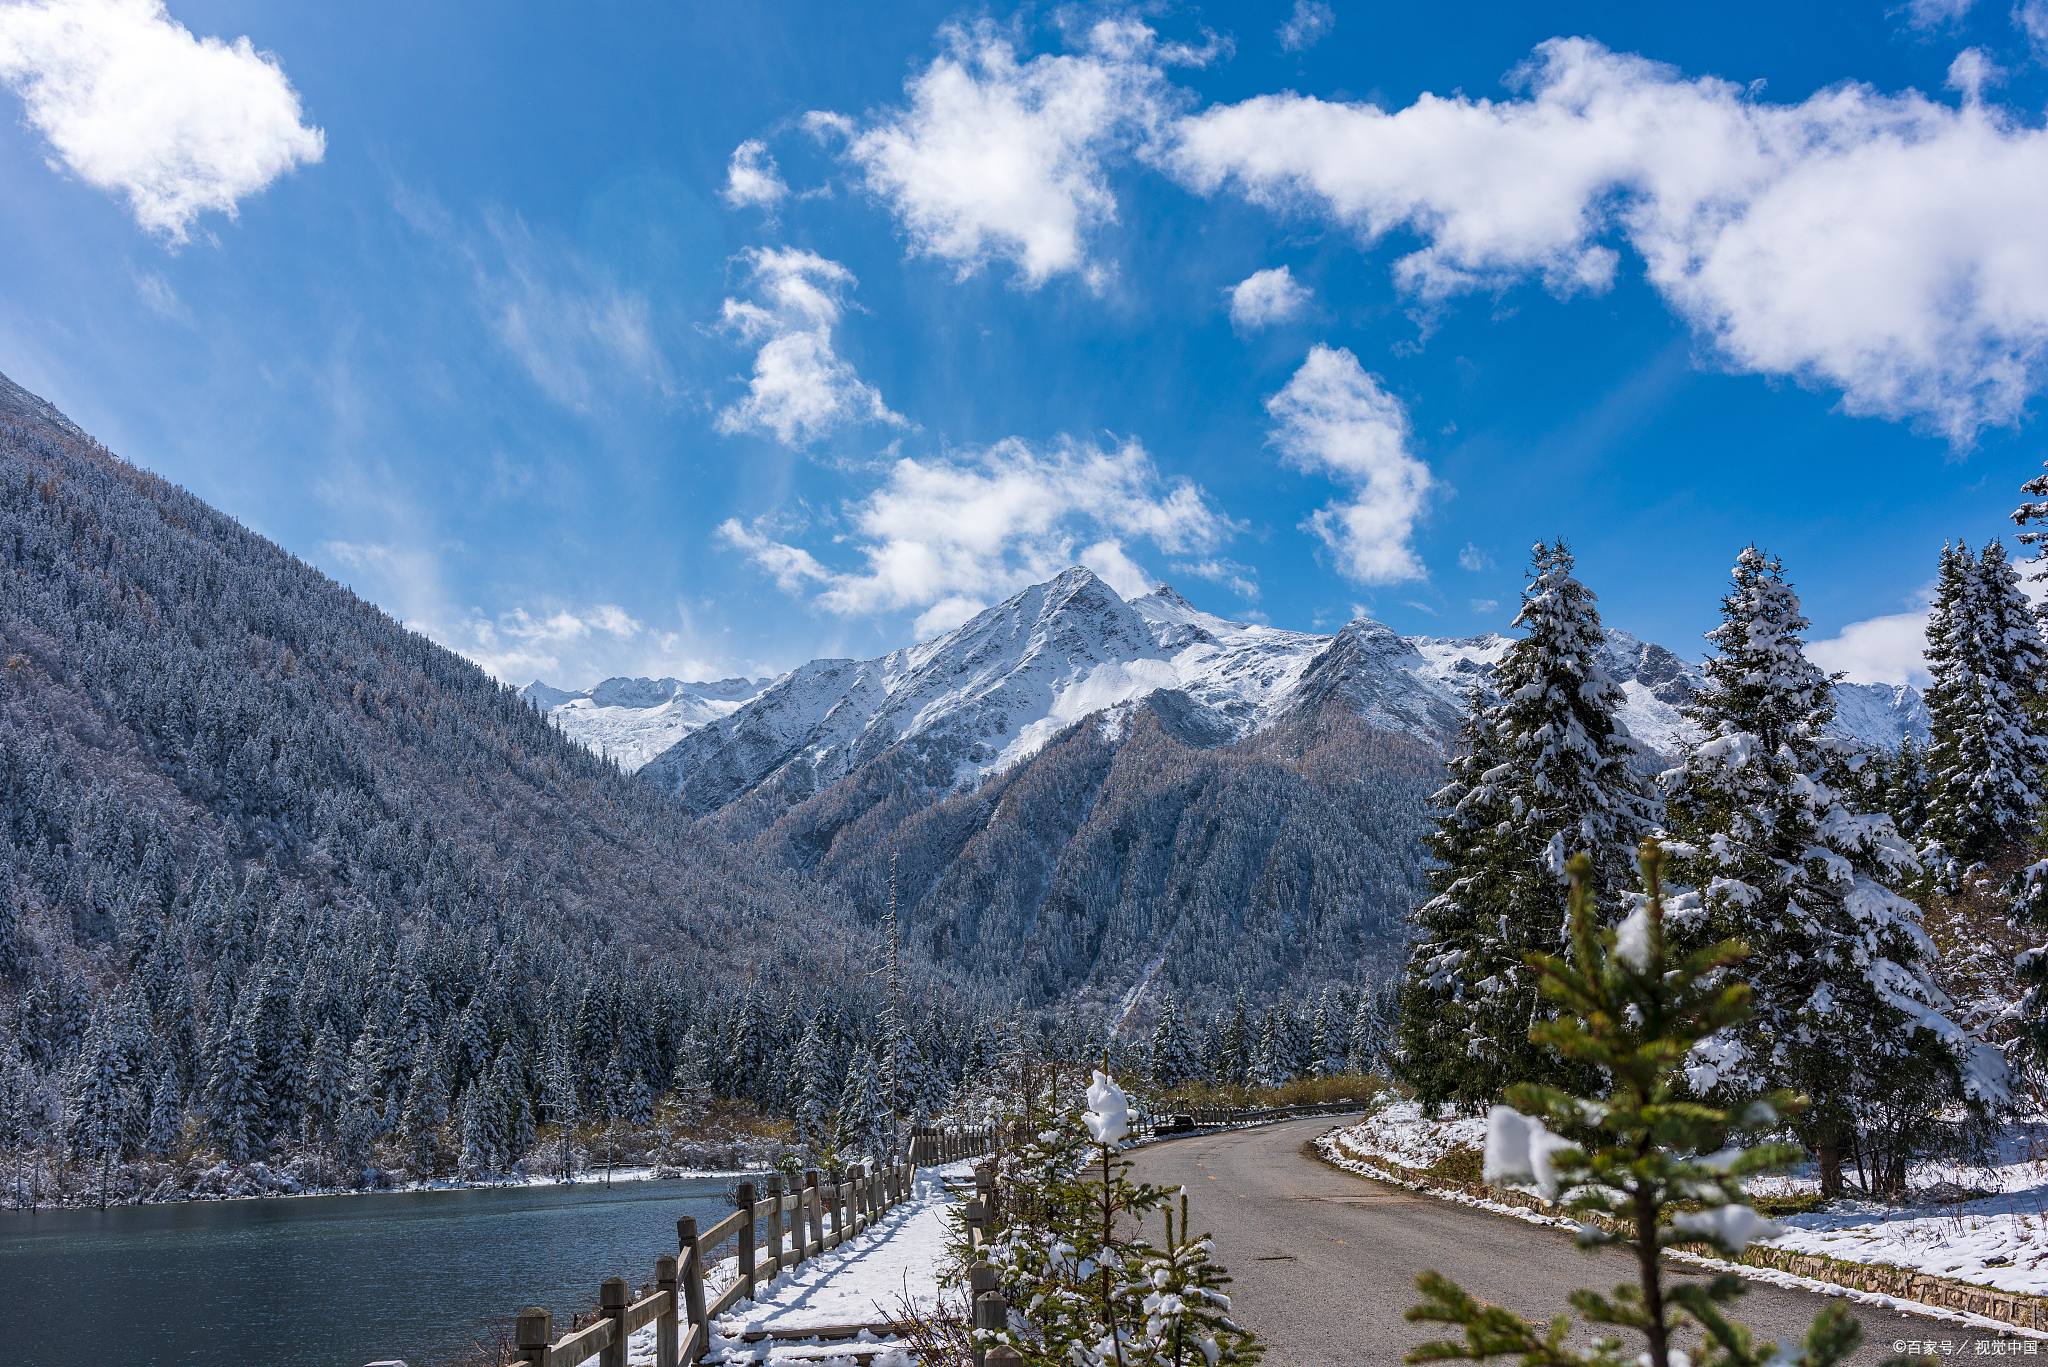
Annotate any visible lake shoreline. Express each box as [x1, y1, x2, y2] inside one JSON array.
[[2, 1160, 779, 1211]]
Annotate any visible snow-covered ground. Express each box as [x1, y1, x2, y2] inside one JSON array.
[[605, 1159, 974, 1367], [1329, 1102, 2048, 1307]]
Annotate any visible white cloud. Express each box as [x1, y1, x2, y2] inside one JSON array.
[[715, 247, 906, 447], [1228, 266, 1311, 329], [1171, 557, 1261, 601], [0, 0, 322, 241], [2018, 0, 2048, 49], [816, 20, 1174, 286], [321, 539, 732, 685], [723, 139, 788, 209], [1458, 542, 1493, 572], [472, 211, 662, 408], [1168, 37, 2048, 443], [720, 435, 1234, 622], [1277, 0, 1335, 52], [1806, 609, 1931, 686], [1470, 597, 1499, 613], [1266, 345, 1433, 584], [1905, 0, 1975, 25]]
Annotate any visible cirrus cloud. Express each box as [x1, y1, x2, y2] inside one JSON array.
[[0, 0, 323, 241]]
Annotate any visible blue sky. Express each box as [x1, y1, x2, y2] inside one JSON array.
[[3, 0, 2047, 689]]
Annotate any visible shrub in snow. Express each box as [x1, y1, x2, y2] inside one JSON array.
[[1397, 541, 1660, 1108], [970, 1074, 1260, 1367], [1406, 847, 1866, 1367], [1661, 548, 2000, 1197]]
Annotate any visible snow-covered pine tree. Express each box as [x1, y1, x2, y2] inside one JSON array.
[[1308, 991, 1333, 1078], [1921, 539, 2048, 870], [1886, 736, 1931, 843], [400, 1041, 449, 1173], [1663, 547, 1999, 1194], [1147, 992, 1202, 1087], [66, 1006, 134, 1205], [203, 1002, 261, 1163], [1395, 541, 1659, 1106], [1346, 987, 1379, 1076], [1250, 1011, 1284, 1089]]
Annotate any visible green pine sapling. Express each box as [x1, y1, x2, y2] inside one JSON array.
[[1406, 844, 1912, 1367]]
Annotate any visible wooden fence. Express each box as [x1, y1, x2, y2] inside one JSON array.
[[509, 1158, 914, 1367], [906, 1124, 1000, 1165]]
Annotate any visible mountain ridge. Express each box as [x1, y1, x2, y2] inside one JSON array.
[[528, 569, 1928, 796]]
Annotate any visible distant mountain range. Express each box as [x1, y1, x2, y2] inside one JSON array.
[[526, 567, 1929, 789]]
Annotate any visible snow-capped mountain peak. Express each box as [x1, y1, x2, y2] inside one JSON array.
[[532, 569, 1928, 811], [519, 674, 774, 770]]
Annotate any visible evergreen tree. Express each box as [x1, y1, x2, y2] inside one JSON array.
[[202, 1004, 261, 1164], [1396, 541, 1659, 1105], [1147, 993, 1201, 1087], [66, 1007, 134, 1206], [1663, 548, 1997, 1194], [302, 1022, 346, 1146], [1346, 987, 1380, 1076], [143, 1056, 182, 1156], [1921, 540, 2048, 869], [399, 1041, 448, 1173], [1886, 735, 1931, 843]]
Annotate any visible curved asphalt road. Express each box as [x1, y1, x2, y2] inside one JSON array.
[[1127, 1116, 1966, 1366]]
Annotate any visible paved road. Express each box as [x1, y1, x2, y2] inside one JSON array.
[[1126, 1116, 1961, 1366]]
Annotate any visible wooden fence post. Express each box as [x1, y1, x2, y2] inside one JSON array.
[[656, 1254, 679, 1367], [677, 1216, 708, 1364], [738, 1180, 756, 1301], [515, 1307, 552, 1367], [969, 1265, 997, 1367], [974, 1162, 994, 1225], [828, 1167, 844, 1246], [764, 1173, 784, 1276], [600, 1276, 628, 1367], [804, 1170, 821, 1257], [987, 1347, 1024, 1365]]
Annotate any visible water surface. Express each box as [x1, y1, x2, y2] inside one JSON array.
[[0, 1176, 741, 1367]]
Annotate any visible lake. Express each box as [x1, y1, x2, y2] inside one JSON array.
[[0, 1175, 744, 1367]]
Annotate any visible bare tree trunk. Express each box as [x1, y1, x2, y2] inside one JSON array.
[[1815, 1136, 1846, 1197]]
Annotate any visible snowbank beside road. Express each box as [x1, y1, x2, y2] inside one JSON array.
[[1329, 1102, 2048, 1307]]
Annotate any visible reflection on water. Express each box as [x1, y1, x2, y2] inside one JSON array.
[[0, 1175, 740, 1367]]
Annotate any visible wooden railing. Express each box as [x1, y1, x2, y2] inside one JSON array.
[[906, 1123, 1001, 1164], [508, 1159, 915, 1367]]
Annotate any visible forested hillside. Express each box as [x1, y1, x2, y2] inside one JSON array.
[[0, 372, 978, 1200], [729, 692, 1442, 1015]]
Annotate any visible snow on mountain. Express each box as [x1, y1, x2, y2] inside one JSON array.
[[633, 567, 1934, 814], [520, 675, 774, 771]]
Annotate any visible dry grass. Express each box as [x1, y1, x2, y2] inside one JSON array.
[[1150, 1072, 1387, 1112]]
